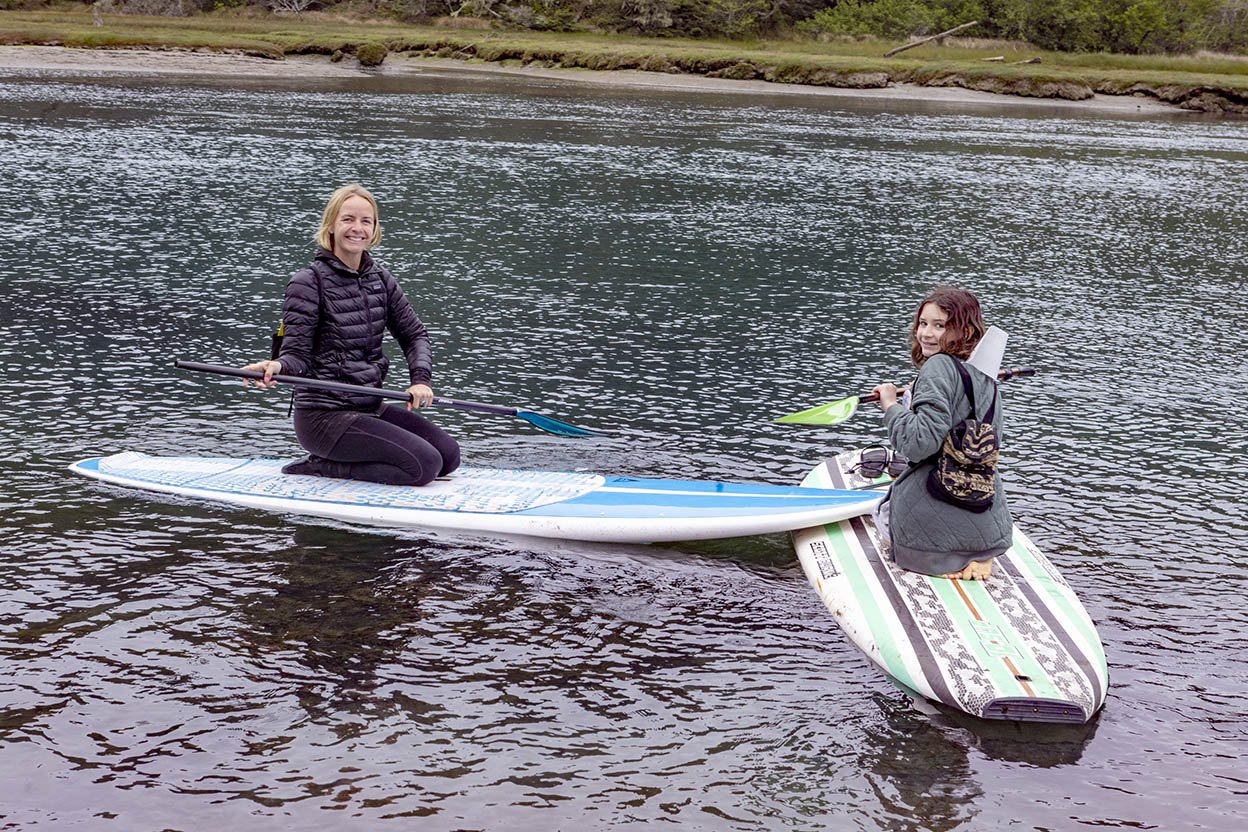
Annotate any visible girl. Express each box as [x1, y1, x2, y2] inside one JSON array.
[[872, 286, 1012, 581], [242, 183, 460, 486]]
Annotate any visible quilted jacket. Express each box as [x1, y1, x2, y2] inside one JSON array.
[[277, 247, 433, 411], [883, 353, 1014, 575]]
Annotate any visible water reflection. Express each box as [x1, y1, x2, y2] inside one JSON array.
[[236, 526, 440, 719], [919, 695, 1099, 767], [859, 692, 982, 831]]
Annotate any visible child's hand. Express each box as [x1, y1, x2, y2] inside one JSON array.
[[872, 383, 902, 411]]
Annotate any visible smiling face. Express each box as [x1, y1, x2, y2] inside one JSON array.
[[331, 194, 377, 264], [908, 286, 985, 366], [914, 302, 953, 359]]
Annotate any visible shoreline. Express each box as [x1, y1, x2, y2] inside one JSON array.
[[0, 44, 1184, 117]]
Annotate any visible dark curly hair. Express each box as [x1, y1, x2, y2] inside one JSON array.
[[910, 286, 985, 367]]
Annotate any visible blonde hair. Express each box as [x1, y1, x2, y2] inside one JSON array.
[[315, 183, 382, 251]]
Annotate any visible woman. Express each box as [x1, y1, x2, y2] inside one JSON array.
[[243, 183, 460, 486], [872, 286, 1011, 581]]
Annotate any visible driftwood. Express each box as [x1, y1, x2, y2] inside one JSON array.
[[981, 55, 1041, 65], [270, 0, 315, 12], [884, 21, 980, 57]]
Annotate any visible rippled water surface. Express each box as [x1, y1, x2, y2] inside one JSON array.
[[1, 68, 1247, 831]]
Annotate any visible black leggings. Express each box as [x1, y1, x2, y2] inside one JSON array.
[[292, 406, 460, 486]]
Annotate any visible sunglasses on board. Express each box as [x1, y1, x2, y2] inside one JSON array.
[[848, 446, 909, 481]]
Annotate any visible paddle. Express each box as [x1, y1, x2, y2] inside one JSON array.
[[776, 366, 1036, 426], [174, 360, 607, 438]]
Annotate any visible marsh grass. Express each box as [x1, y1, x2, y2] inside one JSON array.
[[2, 9, 1246, 94]]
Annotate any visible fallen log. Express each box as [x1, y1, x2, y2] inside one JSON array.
[[884, 21, 980, 57]]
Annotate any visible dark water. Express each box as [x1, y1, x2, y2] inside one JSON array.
[[1, 66, 1246, 830]]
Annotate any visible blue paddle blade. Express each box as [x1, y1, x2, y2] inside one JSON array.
[[517, 410, 606, 438]]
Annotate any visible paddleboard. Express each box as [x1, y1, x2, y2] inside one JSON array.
[[70, 452, 883, 544], [792, 449, 1108, 724]]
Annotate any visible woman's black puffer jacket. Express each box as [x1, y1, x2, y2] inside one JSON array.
[[276, 248, 433, 411]]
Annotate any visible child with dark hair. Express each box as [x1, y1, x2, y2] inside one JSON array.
[[872, 287, 1012, 581]]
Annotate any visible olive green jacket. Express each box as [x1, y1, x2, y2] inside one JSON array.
[[883, 353, 1014, 575]]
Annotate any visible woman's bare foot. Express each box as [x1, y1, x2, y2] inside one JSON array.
[[941, 559, 993, 581]]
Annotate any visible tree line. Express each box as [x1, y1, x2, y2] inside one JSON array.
[[85, 0, 1248, 54], [798, 0, 1248, 54]]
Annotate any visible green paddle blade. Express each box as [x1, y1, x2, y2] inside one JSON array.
[[775, 395, 861, 426]]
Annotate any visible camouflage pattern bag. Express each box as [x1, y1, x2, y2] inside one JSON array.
[[926, 358, 999, 513]]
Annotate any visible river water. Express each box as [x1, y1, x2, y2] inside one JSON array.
[[1, 64, 1246, 831]]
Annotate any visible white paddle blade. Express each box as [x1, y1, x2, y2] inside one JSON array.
[[967, 325, 1007, 380]]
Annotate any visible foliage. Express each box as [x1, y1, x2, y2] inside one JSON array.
[[10, 0, 1248, 51], [798, 0, 984, 39], [797, 0, 1248, 54], [356, 38, 387, 61]]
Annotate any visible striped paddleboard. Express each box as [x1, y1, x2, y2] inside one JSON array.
[[792, 449, 1108, 724], [70, 452, 882, 544]]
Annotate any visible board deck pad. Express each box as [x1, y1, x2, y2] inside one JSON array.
[[88, 452, 604, 514], [70, 452, 883, 544], [793, 450, 1108, 724]]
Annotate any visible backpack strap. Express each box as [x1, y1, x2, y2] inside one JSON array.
[[306, 259, 332, 343], [950, 355, 997, 424], [307, 259, 330, 306], [283, 259, 331, 417]]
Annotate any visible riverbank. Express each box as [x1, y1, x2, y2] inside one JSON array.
[[2, 10, 1247, 115], [0, 44, 1179, 116]]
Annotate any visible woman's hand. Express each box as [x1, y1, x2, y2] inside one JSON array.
[[407, 383, 434, 410], [242, 360, 282, 389], [872, 382, 903, 412]]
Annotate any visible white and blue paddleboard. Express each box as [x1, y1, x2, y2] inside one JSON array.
[[793, 449, 1109, 724], [70, 452, 883, 544]]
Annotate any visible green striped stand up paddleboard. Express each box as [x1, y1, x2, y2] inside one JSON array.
[[792, 449, 1108, 724]]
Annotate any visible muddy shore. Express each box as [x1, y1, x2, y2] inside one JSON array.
[[0, 44, 1185, 117]]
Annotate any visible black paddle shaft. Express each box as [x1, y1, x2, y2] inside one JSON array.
[[174, 361, 517, 416], [859, 366, 1036, 401]]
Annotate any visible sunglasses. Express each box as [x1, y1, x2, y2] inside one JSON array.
[[849, 446, 909, 481]]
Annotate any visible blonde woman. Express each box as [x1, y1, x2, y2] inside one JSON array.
[[243, 183, 459, 485]]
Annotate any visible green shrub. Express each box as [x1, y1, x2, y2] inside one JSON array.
[[799, 0, 960, 39], [356, 40, 388, 64]]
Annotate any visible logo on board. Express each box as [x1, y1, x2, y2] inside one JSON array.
[[811, 540, 840, 579]]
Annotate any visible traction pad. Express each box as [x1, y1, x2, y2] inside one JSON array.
[[96, 452, 605, 514]]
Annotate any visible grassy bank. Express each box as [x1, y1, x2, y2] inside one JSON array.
[[3, 9, 1248, 112]]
